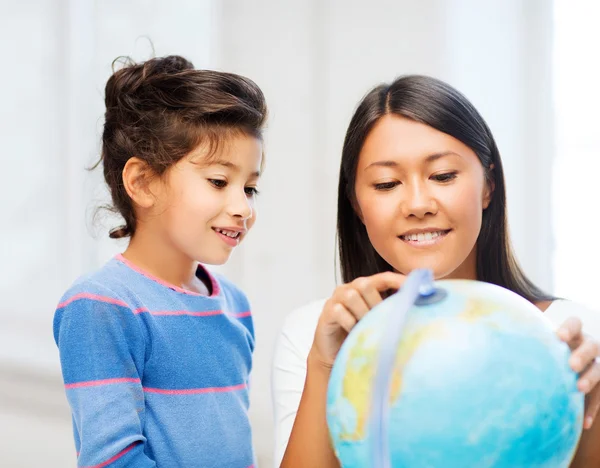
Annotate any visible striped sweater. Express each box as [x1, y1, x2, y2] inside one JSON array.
[[53, 254, 256, 467]]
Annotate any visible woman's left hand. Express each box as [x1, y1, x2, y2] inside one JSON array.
[[557, 317, 600, 430]]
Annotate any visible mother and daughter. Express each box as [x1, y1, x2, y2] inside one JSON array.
[[53, 55, 600, 467]]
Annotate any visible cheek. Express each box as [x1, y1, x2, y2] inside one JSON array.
[[359, 195, 396, 240], [445, 183, 484, 235], [165, 182, 217, 225]]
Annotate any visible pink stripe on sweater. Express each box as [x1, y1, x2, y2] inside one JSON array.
[[58, 294, 251, 319], [116, 254, 221, 297], [57, 293, 128, 310], [233, 311, 252, 318], [133, 308, 221, 316], [80, 441, 140, 468], [133, 308, 251, 318], [65, 378, 140, 389], [143, 382, 247, 395]]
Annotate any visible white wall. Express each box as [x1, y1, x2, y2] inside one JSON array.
[[1, 1, 558, 467], [0, 1, 216, 466]]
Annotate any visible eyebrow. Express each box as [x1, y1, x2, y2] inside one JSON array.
[[365, 151, 461, 169], [214, 159, 260, 177]]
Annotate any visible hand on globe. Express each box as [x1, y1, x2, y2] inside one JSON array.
[[309, 272, 406, 368], [557, 316, 600, 430]]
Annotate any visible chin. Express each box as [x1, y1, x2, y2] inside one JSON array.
[[199, 255, 231, 266], [396, 262, 451, 280], [191, 249, 233, 266]]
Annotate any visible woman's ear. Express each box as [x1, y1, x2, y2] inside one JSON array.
[[122, 157, 156, 209], [351, 196, 364, 224], [482, 164, 495, 210]]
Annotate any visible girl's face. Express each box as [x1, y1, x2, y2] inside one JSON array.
[[354, 115, 493, 280], [150, 133, 263, 265]]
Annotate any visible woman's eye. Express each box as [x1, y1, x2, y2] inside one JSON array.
[[245, 187, 259, 197], [209, 179, 227, 188], [373, 181, 400, 191], [432, 172, 457, 183]]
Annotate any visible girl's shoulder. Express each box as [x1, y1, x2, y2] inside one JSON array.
[[56, 257, 140, 309]]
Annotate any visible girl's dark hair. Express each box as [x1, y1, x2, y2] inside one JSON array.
[[337, 75, 553, 304], [99, 55, 267, 238]]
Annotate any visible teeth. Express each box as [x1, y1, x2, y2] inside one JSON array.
[[216, 228, 239, 238], [403, 231, 445, 242]]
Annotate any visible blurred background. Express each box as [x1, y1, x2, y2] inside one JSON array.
[[0, 0, 598, 466]]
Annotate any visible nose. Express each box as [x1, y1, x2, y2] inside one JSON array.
[[400, 181, 437, 219], [228, 188, 253, 220]]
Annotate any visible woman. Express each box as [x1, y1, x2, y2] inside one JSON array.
[[273, 75, 600, 467]]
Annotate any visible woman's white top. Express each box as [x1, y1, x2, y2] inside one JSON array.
[[271, 298, 599, 467]]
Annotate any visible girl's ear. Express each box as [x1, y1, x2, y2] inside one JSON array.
[[482, 164, 495, 210], [122, 157, 156, 209]]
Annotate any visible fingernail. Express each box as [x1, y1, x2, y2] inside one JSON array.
[[570, 357, 582, 370], [578, 379, 590, 393], [585, 416, 593, 429]]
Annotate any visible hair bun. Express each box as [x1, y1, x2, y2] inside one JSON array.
[[153, 55, 194, 74], [105, 55, 195, 111]]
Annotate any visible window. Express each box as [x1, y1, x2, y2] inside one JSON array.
[[552, 1, 600, 308]]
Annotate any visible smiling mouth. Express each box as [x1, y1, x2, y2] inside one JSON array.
[[213, 228, 241, 239], [399, 230, 451, 244]]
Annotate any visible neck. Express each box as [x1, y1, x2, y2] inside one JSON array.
[[122, 225, 204, 293]]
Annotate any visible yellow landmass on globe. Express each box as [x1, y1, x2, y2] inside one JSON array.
[[339, 321, 445, 441], [339, 297, 502, 442], [459, 298, 501, 323]]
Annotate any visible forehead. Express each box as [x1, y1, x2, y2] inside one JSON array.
[[358, 115, 474, 168], [188, 133, 263, 171]]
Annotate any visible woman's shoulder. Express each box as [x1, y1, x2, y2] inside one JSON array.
[[545, 299, 600, 339], [283, 298, 325, 327], [277, 298, 326, 357]]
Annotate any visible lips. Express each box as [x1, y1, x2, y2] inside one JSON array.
[[213, 228, 241, 239], [400, 230, 449, 242], [212, 226, 245, 247], [399, 229, 451, 247]]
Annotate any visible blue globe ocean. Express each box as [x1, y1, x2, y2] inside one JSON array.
[[326, 277, 584, 467]]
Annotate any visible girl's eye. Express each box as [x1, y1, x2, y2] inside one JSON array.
[[209, 179, 227, 189], [432, 172, 457, 183], [245, 187, 259, 197], [373, 181, 400, 191]]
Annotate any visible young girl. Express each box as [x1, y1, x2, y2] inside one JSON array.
[[273, 75, 600, 467], [54, 55, 267, 467]]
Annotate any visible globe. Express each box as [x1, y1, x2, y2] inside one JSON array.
[[326, 273, 584, 468]]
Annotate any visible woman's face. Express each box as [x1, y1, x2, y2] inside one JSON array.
[[354, 115, 493, 280]]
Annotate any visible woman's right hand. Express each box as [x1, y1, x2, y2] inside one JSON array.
[[309, 272, 407, 369]]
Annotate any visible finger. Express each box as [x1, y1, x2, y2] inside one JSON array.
[[331, 302, 358, 333], [334, 286, 371, 320], [352, 277, 383, 309], [584, 385, 600, 429], [571, 339, 600, 374], [367, 271, 407, 294], [578, 359, 600, 393], [557, 317, 583, 349]]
